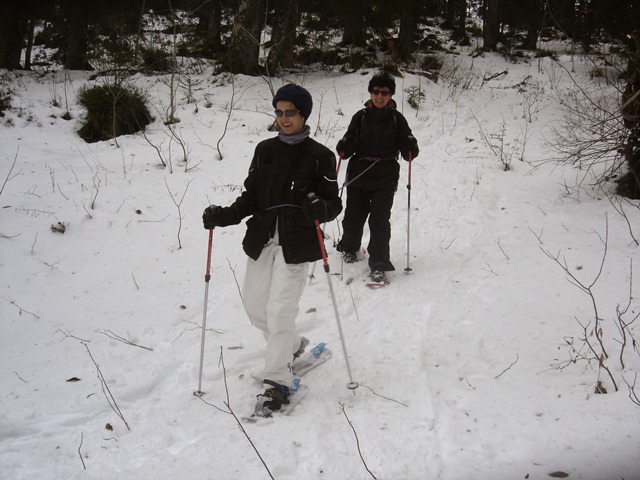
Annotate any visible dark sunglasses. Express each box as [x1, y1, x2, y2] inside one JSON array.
[[371, 89, 391, 96], [274, 109, 300, 117]]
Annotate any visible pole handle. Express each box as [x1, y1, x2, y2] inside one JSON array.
[[205, 228, 213, 282], [314, 219, 330, 273]]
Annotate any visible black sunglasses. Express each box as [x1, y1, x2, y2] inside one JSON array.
[[371, 89, 391, 96], [274, 109, 300, 117]]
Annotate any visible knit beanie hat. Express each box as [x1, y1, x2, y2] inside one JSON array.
[[272, 84, 313, 120], [368, 71, 396, 95]]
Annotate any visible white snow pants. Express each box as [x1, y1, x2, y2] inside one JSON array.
[[242, 237, 309, 388]]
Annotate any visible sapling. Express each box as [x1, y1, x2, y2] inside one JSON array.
[[164, 178, 192, 249], [542, 215, 639, 396], [1, 147, 20, 196], [216, 74, 235, 160]]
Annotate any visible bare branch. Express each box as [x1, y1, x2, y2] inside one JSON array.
[[359, 384, 408, 407], [78, 433, 87, 470], [55, 327, 91, 343], [195, 347, 274, 479], [83, 342, 130, 431], [495, 354, 520, 379], [226, 259, 245, 306], [339, 402, 377, 479], [216, 74, 235, 160], [606, 193, 639, 246], [541, 217, 621, 392], [7, 299, 39, 319], [164, 178, 192, 249], [1, 147, 22, 196], [623, 373, 640, 407], [95, 329, 153, 351]]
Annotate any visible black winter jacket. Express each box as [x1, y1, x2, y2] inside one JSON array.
[[340, 100, 418, 191], [215, 136, 342, 264]]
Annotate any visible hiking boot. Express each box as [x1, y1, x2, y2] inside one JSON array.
[[294, 336, 309, 359], [343, 251, 358, 264], [255, 380, 291, 416], [370, 268, 386, 284]]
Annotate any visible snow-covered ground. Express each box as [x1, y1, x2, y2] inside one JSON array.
[[1, 47, 639, 480]]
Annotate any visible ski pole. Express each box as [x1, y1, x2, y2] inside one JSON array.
[[404, 151, 413, 273], [335, 152, 345, 281], [194, 228, 214, 397], [316, 152, 344, 283], [312, 212, 358, 391]]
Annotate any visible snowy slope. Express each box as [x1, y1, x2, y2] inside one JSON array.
[[1, 50, 639, 480]]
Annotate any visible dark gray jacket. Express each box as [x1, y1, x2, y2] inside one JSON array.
[[215, 136, 342, 263], [340, 100, 419, 190]]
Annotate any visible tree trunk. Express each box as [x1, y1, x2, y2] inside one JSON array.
[[548, 0, 577, 39], [24, 17, 36, 69], [523, 0, 542, 50], [483, 0, 500, 51], [618, 32, 640, 199], [228, 0, 265, 75], [59, 0, 92, 70], [397, 0, 419, 61], [454, 0, 468, 43], [267, 0, 300, 75], [203, 0, 223, 54], [0, 0, 27, 69], [444, 0, 456, 28], [340, 3, 366, 47]]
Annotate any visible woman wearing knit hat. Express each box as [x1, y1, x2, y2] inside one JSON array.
[[336, 71, 419, 285], [202, 84, 342, 415]]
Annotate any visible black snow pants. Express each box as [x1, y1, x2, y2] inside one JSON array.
[[339, 183, 396, 271]]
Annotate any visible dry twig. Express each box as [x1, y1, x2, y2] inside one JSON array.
[[7, 299, 39, 319], [495, 354, 520, 379], [359, 384, 408, 407], [83, 342, 130, 431], [541, 215, 621, 392], [196, 348, 274, 479], [339, 402, 377, 479], [95, 329, 153, 351], [78, 433, 87, 470], [1, 147, 21, 196]]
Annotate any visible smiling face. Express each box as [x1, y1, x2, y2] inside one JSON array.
[[275, 100, 305, 135], [370, 87, 392, 109]]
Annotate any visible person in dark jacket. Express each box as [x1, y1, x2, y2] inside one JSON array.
[[202, 84, 342, 415], [336, 71, 419, 284]]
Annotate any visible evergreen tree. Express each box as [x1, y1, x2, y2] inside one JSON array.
[[483, 0, 500, 50], [267, 0, 301, 74], [227, 0, 265, 75], [0, 0, 51, 69]]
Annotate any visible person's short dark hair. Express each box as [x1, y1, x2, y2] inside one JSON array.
[[368, 71, 396, 95], [272, 84, 313, 120]]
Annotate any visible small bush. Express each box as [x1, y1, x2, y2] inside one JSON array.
[[0, 88, 11, 117], [419, 54, 444, 82], [0, 73, 12, 117], [140, 47, 175, 73], [77, 84, 152, 143], [534, 49, 558, 60]]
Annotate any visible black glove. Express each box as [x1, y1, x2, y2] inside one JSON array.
[[302, 193, 327, 222], [401, 135, 419, 161], [336, 137, 354, 159], [202, 204, 222, 229]]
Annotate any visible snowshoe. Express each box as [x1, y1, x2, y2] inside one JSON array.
[[254, 380, 291, 417]]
